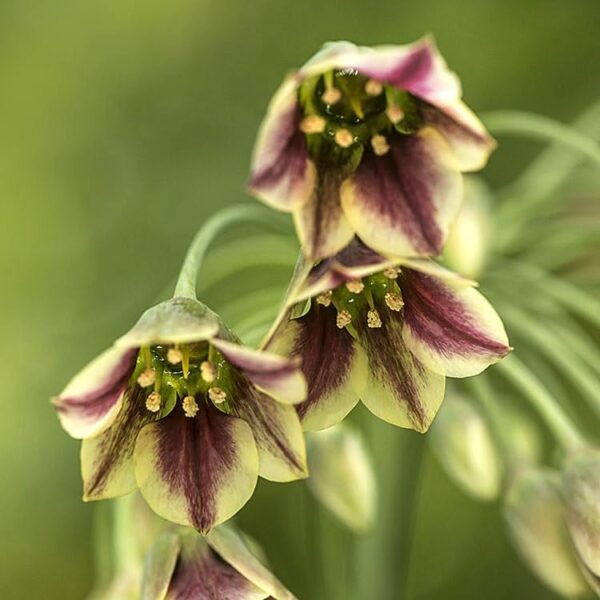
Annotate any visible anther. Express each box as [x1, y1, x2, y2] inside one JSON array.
[[137, 368, 156, 388], [383, 266, 400, 279], [182, 395, 199, 418], [145, 391, 162, 413], [167, 347, 183, 364], [316, 291, 333, 307], [385, 292, 404, 311], [336, 310, 352, 329], [367, 309, 383, 329], [345, 280, 364, 294], [208, 387, 227, 404], [299, 115, 326, 134], [334, 129, 354, 148], [200, 361, 216, 383], [365, 79, 383, 96], [386, 105, 405, 125], [371, 135, 390, 156], [322, 87, 342, 105]]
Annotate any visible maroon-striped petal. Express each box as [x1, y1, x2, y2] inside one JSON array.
[[166, 531, 268, 600], [400, 268, 510, 377], [211, 338, 306, 405], [226, 376, 307, 482], [53, 347, 137, 440], [357, 303, 445, 432], [80, 386, 164, 501], [420, 101, 496, 172], [293, 165, 355, 261], [248, 76, 315, 212], [134, 403, 259, 534], [341, 127, 462, 257]]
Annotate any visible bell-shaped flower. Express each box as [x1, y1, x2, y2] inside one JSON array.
[[306, 423, 377, 532], [53, 297, 308, 533], [142, 525, 297, 600], [248, 37, 495, 261], [504, 467, 589, 598], [267, 239, 510, 432], [430, 395, 502, 501]]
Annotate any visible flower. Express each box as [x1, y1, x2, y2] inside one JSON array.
[[248, 37, 495, 261], [52, 297, 308, 533], [142, 525, 297, 600], [267, 239, 510, 431]]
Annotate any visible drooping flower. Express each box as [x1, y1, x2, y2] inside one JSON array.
[[248, 37, 495, 261], [142, 525, 297, 600], [267, 239, 510, 431], [53, 297, 308, 533]]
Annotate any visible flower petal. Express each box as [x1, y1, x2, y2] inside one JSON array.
[[357, 304, 445, 432], [134, 403, 259, 534], [400, 268, 510, 377], [272, 305, 367, 431], [207, 524, 298, 600], [53, 346, 136, 439], [227, 378, 308, 482], [141, 531, 181, 600], [248, 76, 316, 211], [293, 166, 355, 261], [341, 127, 462, 257], [211, 338, 307, 405], [421, 100, 496, 172], [167, 530, 268, 600], [116, 297, 221, 349], [81, 387, 167, 501]]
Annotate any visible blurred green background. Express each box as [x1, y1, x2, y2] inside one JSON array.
[[1, 0, 599, 598]]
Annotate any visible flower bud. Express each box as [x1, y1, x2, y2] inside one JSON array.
[[443, 177, 491, 279], [504, 467, 588, 598], [562, 449, 600, 578], [430, 396, 502, 500], [306, 423, 377, 532]]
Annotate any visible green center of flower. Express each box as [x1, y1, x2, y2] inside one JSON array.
[[131, 342, 231, 417], [315, 266, 404, 334], [298, 69, 421, 158]]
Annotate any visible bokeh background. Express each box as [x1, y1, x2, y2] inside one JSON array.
[[1, 0, 599, 598]]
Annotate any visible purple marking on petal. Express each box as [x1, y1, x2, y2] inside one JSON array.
[[55, 348, 137, 436], [356, 303, 429, 429], [401, 270, 509, 359], [84, 385, 159, 499], [168, 540, 264, 600], [292, 306, 356, 420], [228, 376, 305, 476], [334, 238, 389, 270], [155, 404, 245, 534], [347, 131, 450, 254]]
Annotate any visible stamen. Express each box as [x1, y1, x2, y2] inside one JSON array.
[[371, 134, 390, 156], [182, 395, 199, 418], [208, 386, 227, 404], [349, 97, 365, 119], [336, 310, 352, 329], [299, 115, 326, 134], [365, 79, 383, 96], [334, 129, 354, 148], [145, 391, 162, 413], [137, 368, 156, 388], [345, 280, 364, 294], [181, 347, 190, 379], [316, 290, 333, 307], [200, 361, 216, 383], [367, 309, 383, 329], [385, 292, 404, 311], [322, 87, 342, 105], [386, 105, 405, 125], [383, 266, 400, 279], [167, 347, 183, 364]]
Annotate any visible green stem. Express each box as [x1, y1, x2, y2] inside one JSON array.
[[173, 204, 288, 299], [495, 355, 584, 451]]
